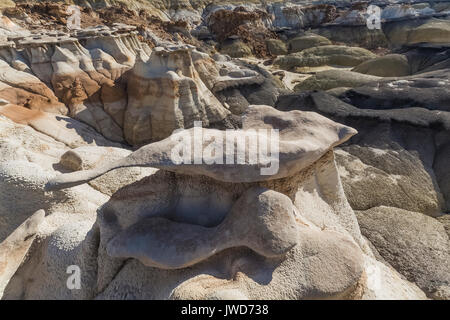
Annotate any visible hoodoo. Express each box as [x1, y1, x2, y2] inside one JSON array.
[[0, 0, 448, 301]]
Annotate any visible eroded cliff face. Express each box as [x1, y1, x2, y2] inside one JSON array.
[[0, 0, 449, 301], [0, 13, 281, 145]]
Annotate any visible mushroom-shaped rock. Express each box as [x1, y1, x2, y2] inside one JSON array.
[[46, 105, 357, 190]]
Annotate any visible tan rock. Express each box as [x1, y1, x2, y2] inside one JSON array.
[[384, 18, 450, 48], [352, 54, 411, 77], [266, 39, 288, 56], [336, 147, 444, 217], [274, 45, 377, 70], [288, 33, 331, 53], [46, 105, 356, 189], [124, 47, 230, 146]]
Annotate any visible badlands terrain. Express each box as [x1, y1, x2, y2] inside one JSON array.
[[0, 0, 449, 300]]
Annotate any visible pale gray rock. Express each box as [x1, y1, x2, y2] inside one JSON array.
[[0, 210, 45, 298], [361, 255, 427, 300], [3, 4, 447, 301], [314, 25, 388, 49], [7, 140, 367, 300], [267, 3, 336, 30], [336, 147, 444, 217], [50, 46, 125, 142], [352, 54, 411, 77], [356, 206, 450, 299], [294, 69, 381, 91], [46, 105, 357, 189], [437, 214, 450, 238], [340, 77, 450, 112], [0, 116, 110, 242], [0, 106, 123, 149], [288, 34, 331, 53]]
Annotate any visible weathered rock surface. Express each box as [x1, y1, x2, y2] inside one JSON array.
[[3, 101, 370, 300], [0, 114, 113, 243], [362, 254, 427, 300], [384, 18, 450, 48], [0, 104, 122, 148], [0, 22, 282, 147], [123, 46, 231, 145], [45, 104, 357, 189], [405, 47, 450, 74], [288, 33, 331, 53], [294, 69, 381, 91], [205, 6, 276, 58], [0, 59, 66, 114], [0, 209, 44, 297], [340, 76, 450, 112], [356, 206, 450, 299], [274, 45, 376, 70], [276, 84, 450, 216], [266, 39, 287, 56], [0, 24, 148, 143], [1, 0, 449, 301], [219, 40, 252, 58], [107, 188, 299, 269], [438, 214, 450, 238], [335, 147, 444, 216], [315, 25, 388, 49], [352, 54, 411, 77], [59, 145, 156, 196]]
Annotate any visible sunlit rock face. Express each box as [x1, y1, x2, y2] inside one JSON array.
[[124, 46, 230, 146], [275, 86, 450, 299], [0, 0, 449, 301], [0, 21, 278, 146], [0, 41, 66, 115], [0, 210, 44, 297], [0, 104, 427, 300], [384, 18, 450, 48], [2, 104, 373, 300], [0, 24, 150, 143], [267, 3, 337, 30]]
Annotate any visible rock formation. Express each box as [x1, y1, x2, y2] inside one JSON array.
[[274, 45, 377, 70], [0, 0, 448, 301], [4, 104, 367, 299], [0, 209, 44, 296]]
